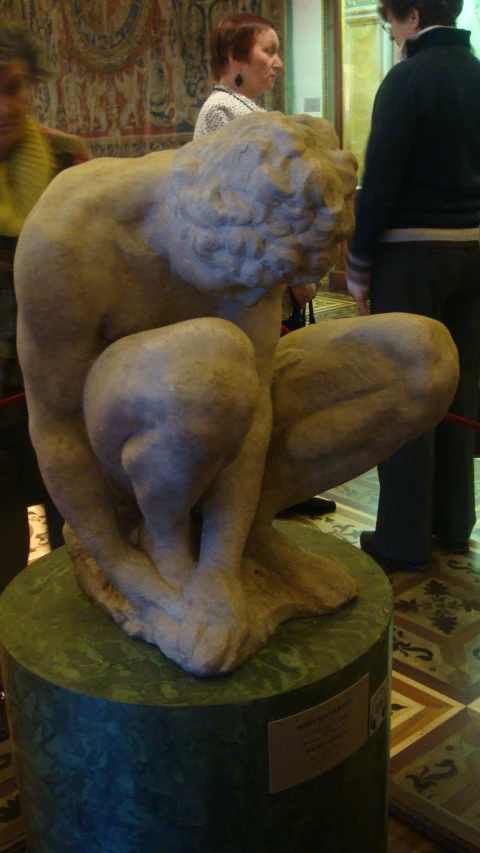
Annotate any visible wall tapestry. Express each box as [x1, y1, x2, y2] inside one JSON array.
[[0, 0, 285, 157]]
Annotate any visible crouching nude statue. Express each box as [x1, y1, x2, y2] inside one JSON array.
[[14, 113, 459, 676]]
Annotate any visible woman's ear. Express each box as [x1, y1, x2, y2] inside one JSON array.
[[410, 7, 421, 28]]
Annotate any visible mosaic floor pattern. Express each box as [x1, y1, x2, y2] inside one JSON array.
[[312, 292, 358, 322], [309, 460, 480, 851], [300, 284, 480, 850]]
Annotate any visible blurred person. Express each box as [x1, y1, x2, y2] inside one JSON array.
[[346, 0, 480, 571], [0, 20, 88, 595]]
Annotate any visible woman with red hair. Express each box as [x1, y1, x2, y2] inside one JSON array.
[[194, 13, 282, 138]]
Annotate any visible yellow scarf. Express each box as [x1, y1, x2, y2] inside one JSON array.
[[0, 116, 55, 237]]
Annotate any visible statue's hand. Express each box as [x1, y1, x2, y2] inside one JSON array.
[[174, 562, 252, 676]]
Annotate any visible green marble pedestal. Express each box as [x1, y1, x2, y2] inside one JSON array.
[[0, 522, 393, 853]]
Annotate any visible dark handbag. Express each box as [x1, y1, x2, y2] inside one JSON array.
[[282, 299, 316, 332]]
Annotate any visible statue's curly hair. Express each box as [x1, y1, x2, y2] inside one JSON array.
[[167, 112, 358, 303]]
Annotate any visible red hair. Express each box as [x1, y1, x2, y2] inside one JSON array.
[[209, 13, 275, 81]]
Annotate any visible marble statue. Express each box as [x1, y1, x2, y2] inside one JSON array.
[[14, 112, 459, 676]]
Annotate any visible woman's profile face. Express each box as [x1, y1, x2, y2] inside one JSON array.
[[239, 27, 283, 99], [384, 7, 421, 47], [0, 59, 30, 161]]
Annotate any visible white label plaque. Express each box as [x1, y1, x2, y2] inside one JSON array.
[[268, 675, 369, 794]]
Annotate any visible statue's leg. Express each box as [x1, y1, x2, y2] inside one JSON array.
[[84, 317, 293, 674], [247, 313, 459, 589], [83, 317, 259, 594], [260, 312, 458, 518]]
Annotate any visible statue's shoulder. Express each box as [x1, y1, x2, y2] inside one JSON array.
[[40, 126, 90, 173]]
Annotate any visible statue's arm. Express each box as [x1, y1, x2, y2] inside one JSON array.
[[197, 288, 282, 570], [17, 315, 173, 612]]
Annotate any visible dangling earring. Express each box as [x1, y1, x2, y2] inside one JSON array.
[[234, 71, 243, 87]]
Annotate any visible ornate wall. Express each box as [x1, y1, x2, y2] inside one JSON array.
[[343, 0, 394, 177], [0, 0, 285, 157]]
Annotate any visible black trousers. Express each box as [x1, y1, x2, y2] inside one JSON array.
[[370, 242, 480, 563]]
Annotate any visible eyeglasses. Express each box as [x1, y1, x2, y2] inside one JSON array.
[[381, 21, 393, 34]]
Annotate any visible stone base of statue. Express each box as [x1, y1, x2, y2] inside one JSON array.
[[0, 523, 393, 853]]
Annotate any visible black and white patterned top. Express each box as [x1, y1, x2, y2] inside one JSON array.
[[193, 85, 266, 139]]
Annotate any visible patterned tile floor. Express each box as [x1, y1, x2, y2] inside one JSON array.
[[310, 460, 480, 850], [312, 292, 358, 322], [311, 283, 480, 848]]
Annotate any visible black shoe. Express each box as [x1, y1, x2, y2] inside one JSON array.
[[432, 536, 470, 556], [360, 531, 431, 575], [278, 498, 336, 518]]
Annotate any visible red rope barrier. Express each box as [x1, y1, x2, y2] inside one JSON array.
[[444, 412, 480, 432], [0, 392, 25, 408]]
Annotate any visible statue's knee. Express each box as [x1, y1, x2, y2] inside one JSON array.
[[84, 319, 261, 473], [397, 315, 459, 404], [191, 321, 259, 421], [376, 315, 459, 435]]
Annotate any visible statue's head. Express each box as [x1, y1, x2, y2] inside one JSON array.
[[165, 112, 357, 305]]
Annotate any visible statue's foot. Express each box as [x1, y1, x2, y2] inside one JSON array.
[[66, 522, 357, 677], [66, 525, 251, 675], [65, 524, 184, 625], [135, 519, 200, 594], [246, 525, 358, 613], [173, 565, 252, 676]]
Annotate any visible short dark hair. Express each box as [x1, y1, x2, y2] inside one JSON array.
[[209, 13, 275, 81], [0, 19, 50, 81], [378, 0, 463, 26]]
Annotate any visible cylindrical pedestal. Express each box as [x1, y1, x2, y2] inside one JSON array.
[[0, 523, 393, 853]]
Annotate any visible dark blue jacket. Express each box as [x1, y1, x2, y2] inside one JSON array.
[[350, 27, 480, 263]]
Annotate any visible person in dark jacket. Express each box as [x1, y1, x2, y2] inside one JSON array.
[[0, 20, 88, 593], [346, 0, 480, 572]]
